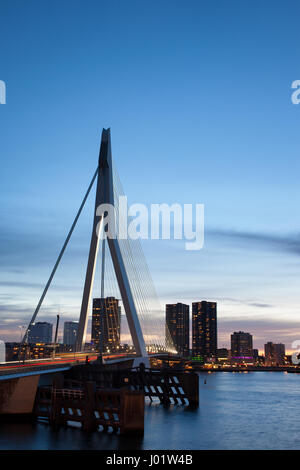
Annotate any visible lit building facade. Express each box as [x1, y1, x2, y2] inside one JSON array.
[[165, 303, 189, 356], [5, 342, 54, 361], [92, 297, 121, 353], [63, 321, 78, 346], [231, 331, 253, 363], [264, 342, 286, 366], [27, 322, 53, 344], [192, 301, 217, 360]]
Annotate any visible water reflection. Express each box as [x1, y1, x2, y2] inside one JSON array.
[[1, 372, 300, 450]]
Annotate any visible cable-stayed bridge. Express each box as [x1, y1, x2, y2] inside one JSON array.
[[6, 128, 175, 372], [0, 130, 200, 429]]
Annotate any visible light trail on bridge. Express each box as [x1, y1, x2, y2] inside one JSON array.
[[0, 350, 165, 372], [0, 351, 143, 372], [0, 354, 98, 371]]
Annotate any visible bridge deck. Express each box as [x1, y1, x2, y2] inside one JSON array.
[[0, 354, 98, 380]]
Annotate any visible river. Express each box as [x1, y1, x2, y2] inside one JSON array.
[[1, 371, 300, 450]]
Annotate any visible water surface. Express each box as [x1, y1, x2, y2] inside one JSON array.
[[0, 372, 299, 450]]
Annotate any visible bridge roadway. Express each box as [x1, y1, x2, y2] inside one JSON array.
[[0, 351, 169, 418], [0, 350, 169, 381], [0, 352, 136, 381]]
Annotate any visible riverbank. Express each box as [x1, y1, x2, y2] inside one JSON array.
[[190, 365, 300, 373]]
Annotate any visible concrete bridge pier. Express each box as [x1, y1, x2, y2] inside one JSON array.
[[0, 375, 40, 421]]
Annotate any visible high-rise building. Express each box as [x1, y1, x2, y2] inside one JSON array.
[[264, 342, 285, 366], [165, 303, 189, 356], [192, 301, 217, 359], [63, 321, 78, 346], [27, 322, 53, 344], [92, 297, 121, 353], [231, 331, 253, 362]]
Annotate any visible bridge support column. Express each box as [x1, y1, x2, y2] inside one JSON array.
[[132, 356, 150, 368], [76, 129, 148, 361], [82, 381, 97, 431], [0, 375, 40, 420], [120, 389, 144, 436], [181, 372, 199, 408]]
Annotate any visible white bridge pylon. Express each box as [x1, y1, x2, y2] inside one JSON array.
[[75, 128, 148, 360]]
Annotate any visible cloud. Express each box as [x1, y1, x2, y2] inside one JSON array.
[[208, 228, 300, 256], [218, 317, 300, 350], [0, 303, 37, 316], [0, 223, 88, 269], [160, 291, 273, 309], [0, 281, 80, 291], [0, 226, 54, 266], [220, 297, 272, 308], [0, 300, 81, 342], [1, 220, 300, 347]]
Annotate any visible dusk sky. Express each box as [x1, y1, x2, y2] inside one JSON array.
[[1, 0, 300, 351]]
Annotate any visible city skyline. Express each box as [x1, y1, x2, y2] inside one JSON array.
[[19, 303, 287, 357], [1, 1, 300, 351], [17, 314, 290, 360]]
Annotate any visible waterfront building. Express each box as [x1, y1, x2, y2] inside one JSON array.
[[63, 321, 78, 346], [165, 303, 189, 356], [5, 342, 54, 361], [92, 297, 121, 353], [192, 301, 217, 360], [27, 322, 53, 344], [217, 348, 229, 363], [231, 331, 253, 363], [264, 342, 286, 366]]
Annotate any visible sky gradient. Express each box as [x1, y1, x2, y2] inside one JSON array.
[[1, 0, 300, 351]]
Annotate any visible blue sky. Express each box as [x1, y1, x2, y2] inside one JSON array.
[[1, 0, 300, 350]]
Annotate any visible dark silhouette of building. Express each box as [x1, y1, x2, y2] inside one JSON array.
[[92, 297, 121, 353], [231, 331, 253, 363], [27, 322, 53, 344], [253, 348, 259, 360], [264, 342, 285, 366], [165, 303, 189, 356], [63, 321, 78, 346], [192, 301, 217, 359], [217, 348, 229, 363]]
